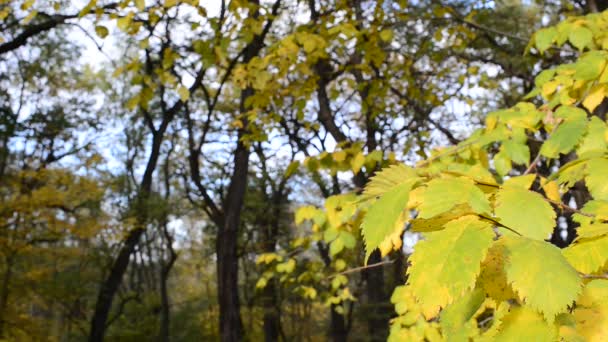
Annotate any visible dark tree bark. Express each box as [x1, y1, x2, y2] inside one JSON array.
[[216, 2, 282, 340], [0, 3, 118, 56], [89, 62, 202, 340]]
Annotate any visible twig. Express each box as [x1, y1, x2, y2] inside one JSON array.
[[580, 273, 608, 280], [327, 259, 395, 279], [546, 198, 594, 217]]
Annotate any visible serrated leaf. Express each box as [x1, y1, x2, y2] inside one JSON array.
[[407, 216, 494, 318], [361, 180, 414, 260], [417, 177, 491, 219], [478, 242, 516, 302], [503, 236, 581, 322], [494, 306, 556, 342], [360, 164, 418, 203], [563, 235, 608, 274], [576, 223, 608, 240], [585, 158, 608, 200], [577, 117, 607, 158], [540, 119, 587, 158], [494, 186, 555, 240], [410, 204, 474, 233]]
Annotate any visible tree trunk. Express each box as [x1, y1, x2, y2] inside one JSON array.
[[89, 228, 144, 342], [90, 129, 166, 341], [217, 128, 249, 341], [364, 250, 389, 341]]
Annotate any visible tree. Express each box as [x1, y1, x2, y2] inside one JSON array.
[[334, 9, 608, 340]]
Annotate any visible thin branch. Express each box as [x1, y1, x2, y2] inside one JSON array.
[[327, 260, 395, 279]]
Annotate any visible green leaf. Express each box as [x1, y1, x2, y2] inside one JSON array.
[[568, 26, 593, 51], [440, 288, 485, 341], [540, 119, 587, 158], [407, 216, 494, 318], [502, 140, 530, 165], [410, 204, 474, 233], [284, 161, 299, 178], [359, 164, 418, 203], [494, 306, 556, 342], [563, 235, 608, 274], [417, 177, 491, 219], [493, 150, 511, 177], [574, 52, 606, 80], [577, 117, 607, 158], [576, 223, 608, 240], [504, 236, 581, 322], [94, 25, 109, 38], [361, 180, 414, 260], [351, 152, 365, 173], [379, 29, 393, 42], [325, 193, 357, 228], [535, 27, 557, 53], [503, 174, 536, 190], [585, 158, 608, 200], [494, 186, 555, 240]]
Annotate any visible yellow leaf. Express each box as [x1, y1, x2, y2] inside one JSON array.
[[135, 0, 145, 10], [177, 86, 190, 102], [94, 25, 109, 38], [333, 150, 347, 162], [351, 152, 365, 173], [540, 177, 561, 202], [573, 304, 608, 341], [379, 29, 393, 42], [583, 84, 607, 113], [541, 80, 560, 98]]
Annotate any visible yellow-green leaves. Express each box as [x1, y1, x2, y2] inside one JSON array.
[[177, 85, 190, 102], [585, 158, 608, 200], [359, 164, 417, 203], [494, 186, 555, 240], [494, 306, 556, 342], [360, 180, 414, 261], [417, 177, 491, 219], [407, 216, 494, 318], [94, 25, 109, 38], [569, 25, 593, 51], [563, 236, 608, 274], [540, 118, 587, 158], [574, 52, 606, 81], [504, 236, 581, 322], [535, 27, 557, 54]]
